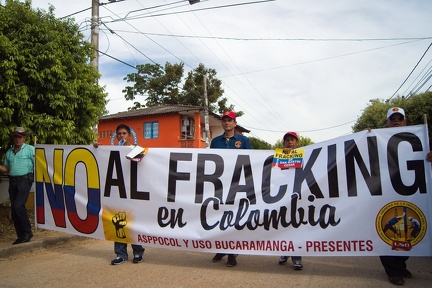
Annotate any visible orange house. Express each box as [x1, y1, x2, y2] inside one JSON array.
[[96, 105, 250, 148]]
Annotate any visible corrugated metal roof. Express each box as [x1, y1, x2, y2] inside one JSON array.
[[99, 104, 250, 133], [100, 104, 205, 120]]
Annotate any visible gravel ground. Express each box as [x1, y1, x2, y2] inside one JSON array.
[[0, 206, 35, 240]]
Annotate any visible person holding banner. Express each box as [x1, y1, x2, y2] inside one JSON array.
[[277, 131, 303, 270], [0, 127, 35, 245], [95, 124, 146, 265], [379, 107, 418, 285], [210, 111, 251, 267]]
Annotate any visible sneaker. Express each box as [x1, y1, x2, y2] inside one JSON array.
[[111, 257, 126, 265], [22, 232, 33, 243], [388, 275, 404, 285], [278, 256, 288, 265], [12, 238, 24, 245], [402, 270, 412, 278], [133, 255, 143, 263], [226, 255, 237, 267], [212, 253, 226, 262], [293, 260, 303, 270]]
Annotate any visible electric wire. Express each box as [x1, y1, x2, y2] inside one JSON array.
[[406, 69, 432, 98], [221, 39, 427, 77], [101, 4, 192, 68], [387, 41, 432, 102], [244, 120, 356, 133], [403, 60, 432, 98], [59, 0, 125, 20], [97, 49, 137, 69], [102, 1, 430, 141], [53, 1, 432, 142], [97, 31, 432, 42], [100, 21, 157, 64], [135, 0, 202, 64], [185, 2, 291, 141], [401, 59, 432, 96], [104, 0, 276, 23]]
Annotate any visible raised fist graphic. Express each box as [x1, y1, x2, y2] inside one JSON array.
[[112, 212, 127, 239]]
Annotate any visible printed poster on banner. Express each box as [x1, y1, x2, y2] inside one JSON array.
[[272, 148, 304, 169]]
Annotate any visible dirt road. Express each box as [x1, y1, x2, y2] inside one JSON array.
[[0, 238, 431, 287]]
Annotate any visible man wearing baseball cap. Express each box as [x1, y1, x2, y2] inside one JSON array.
[[380, 107, 432, 285], [368, 107, 432, 285], [386, 107, 407, 127], [210, 111, 251, 150], [277, 131, 303, 270], [210, 111, 251, 267], [0, 127, 35, 245]]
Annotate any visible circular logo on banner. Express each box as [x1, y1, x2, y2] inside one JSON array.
[[110, 127, 138, 146], [376, 201, 427, 251]]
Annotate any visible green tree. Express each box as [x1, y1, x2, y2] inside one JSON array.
[[0, 0, 107, 156], [249, 137, 272, 150], [123, 62, 243, 116], [352, 93, 432, 136], [123, 62, 184, 109]]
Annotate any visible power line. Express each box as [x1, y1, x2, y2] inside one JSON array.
[[98, 31, 432, 42], [387, 41, 432, 102], [406, 69, 432, 98], [101, 4, 192, 68], [244, 120, 356, 134], [116, 0, 186, 21], [220, 39, 427, 77], [404, 59, 432, 97], [135, 0, 202, 64], [60, 6, 91, 19], [401, 58, 432, 96], [100, 21, 157, 64], [97, 49, 137, 69], [104, 0, 276, 23], [184, 1, 291, 141], [59, 0, 125, 20]]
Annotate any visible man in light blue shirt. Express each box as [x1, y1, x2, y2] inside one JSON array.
[[0, 127, 35, 245]]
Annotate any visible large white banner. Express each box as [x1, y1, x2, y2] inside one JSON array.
[[35, 125, 432, 256]]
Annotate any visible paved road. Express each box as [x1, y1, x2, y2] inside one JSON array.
[[0, 233, 431, 288]]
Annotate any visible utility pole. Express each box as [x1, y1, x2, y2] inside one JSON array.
[[203, 76, 210, 148], [90, 0, 99, 70]]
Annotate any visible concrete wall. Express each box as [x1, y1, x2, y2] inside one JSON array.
[[0, 176, 34, 209], [0, 176, 9, 205]]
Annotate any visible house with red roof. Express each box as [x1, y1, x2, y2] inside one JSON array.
[[96, 104, 250, 148]]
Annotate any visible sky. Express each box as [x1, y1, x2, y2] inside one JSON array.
[[11, 0, 432, 145]]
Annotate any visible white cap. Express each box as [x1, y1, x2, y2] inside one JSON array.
[[387, 107, 405, 119]]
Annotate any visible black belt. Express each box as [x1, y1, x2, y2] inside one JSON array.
[[9, 173, 33, 180]]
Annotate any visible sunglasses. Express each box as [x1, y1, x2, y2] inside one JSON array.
[[389, 116, 404, 121]]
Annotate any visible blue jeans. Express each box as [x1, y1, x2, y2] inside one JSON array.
[[9, 176, 33, 238], [114, 242, 144, 260]]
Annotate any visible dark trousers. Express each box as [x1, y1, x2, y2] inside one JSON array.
[[9, 176, 33, 238], [380, 256, 409, 276], [114, 242, 144, 260]]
